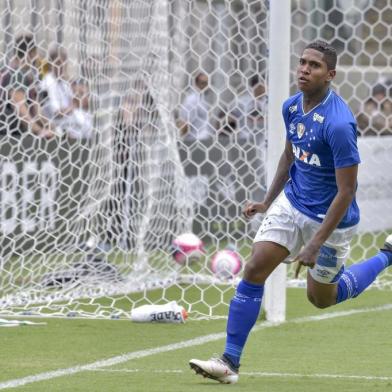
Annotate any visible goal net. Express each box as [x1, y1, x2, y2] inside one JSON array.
[[0, 0, 390, 320]]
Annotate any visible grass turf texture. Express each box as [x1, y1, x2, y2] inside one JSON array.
[[1, 288, 392, 391]]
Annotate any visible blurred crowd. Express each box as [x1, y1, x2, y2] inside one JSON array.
[[176, 72, 267, 143], [0, 33, 92, 140], [1, 34, 390, 143], [176, 72, 392, 141], [356, 81, 392, 137]]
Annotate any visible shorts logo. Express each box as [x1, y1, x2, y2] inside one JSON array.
[[316, 269, 331, 278], [297, 123, 305, 138]]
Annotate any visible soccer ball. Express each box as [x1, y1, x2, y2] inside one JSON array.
[[210, 249, 243, 279], [171, 233, 205, 264]]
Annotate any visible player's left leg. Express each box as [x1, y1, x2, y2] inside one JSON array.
[[306, 234, 392, 308]]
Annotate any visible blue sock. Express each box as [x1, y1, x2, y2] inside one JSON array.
[[336, 252, 389, 303], [223, 279, 264, 368]]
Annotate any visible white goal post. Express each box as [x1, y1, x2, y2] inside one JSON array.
[[263, 0, 291, 323]]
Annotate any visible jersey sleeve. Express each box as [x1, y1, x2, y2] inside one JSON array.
[[325, 120, 361, 168]]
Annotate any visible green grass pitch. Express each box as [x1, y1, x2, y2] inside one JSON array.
[[1, 287, 392, 391]]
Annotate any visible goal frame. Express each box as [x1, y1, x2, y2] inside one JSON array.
[[263, 0, 290, 323]]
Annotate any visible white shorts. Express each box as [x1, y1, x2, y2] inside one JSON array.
[[253, 193, 358, 284]]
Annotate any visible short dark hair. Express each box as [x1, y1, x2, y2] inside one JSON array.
[[48, 44, 67, 62], [249, 75, 264, 88], [195, 72, 208, 84], [14, 34, 36, 59], [305, 40, 337, 70], [372, 83, 386, 97]]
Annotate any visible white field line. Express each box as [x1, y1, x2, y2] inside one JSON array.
[[1, 303, 392, 390], [91, 368, 392, 382]]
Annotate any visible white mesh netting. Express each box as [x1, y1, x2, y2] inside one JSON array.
[[0, 0, 390, 319]]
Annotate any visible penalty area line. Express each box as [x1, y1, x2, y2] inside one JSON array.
[[0, 303, 392, 389]]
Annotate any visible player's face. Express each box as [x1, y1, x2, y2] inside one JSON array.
[[297, 49, 335, 94]]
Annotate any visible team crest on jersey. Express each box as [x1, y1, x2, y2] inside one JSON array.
[[297, 123, 305, 138]]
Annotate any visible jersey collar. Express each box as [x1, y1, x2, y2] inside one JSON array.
[[301, 89, 332, 116]]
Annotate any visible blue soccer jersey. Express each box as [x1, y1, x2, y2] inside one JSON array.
[[282, 89, 360, 228]]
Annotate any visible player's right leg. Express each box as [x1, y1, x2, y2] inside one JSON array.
[[189, 193, 299, 384], [189, 240, 288, 384]]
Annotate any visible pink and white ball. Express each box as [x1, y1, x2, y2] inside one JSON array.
[[172, 233, 205, 264], [211, 249, 243, 279]]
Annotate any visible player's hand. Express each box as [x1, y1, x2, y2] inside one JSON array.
[[242, 201, 269, 219], [294, 242, 321, 278]]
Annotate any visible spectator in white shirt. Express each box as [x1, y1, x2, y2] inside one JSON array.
[[230, 75, 267, 141], [177, 72, 214, 141], [40, 44, 92, 140]]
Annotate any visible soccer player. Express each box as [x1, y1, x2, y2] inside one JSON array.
[[189, 40, 392, 384]]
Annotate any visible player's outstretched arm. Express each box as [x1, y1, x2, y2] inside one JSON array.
[[243, 140, 293, 219]]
